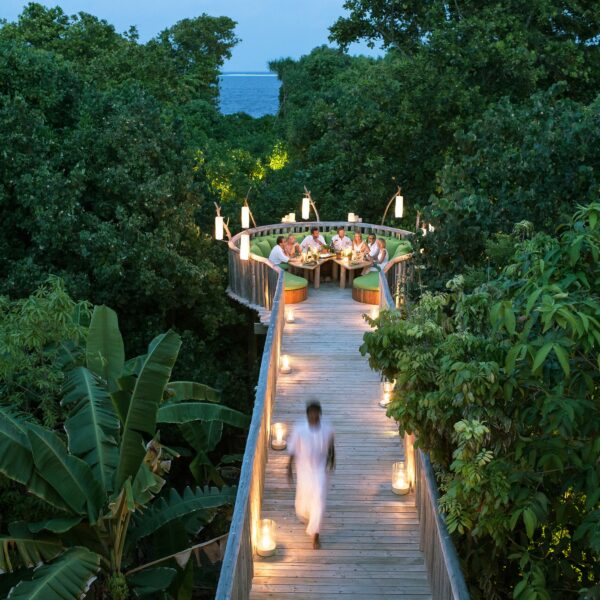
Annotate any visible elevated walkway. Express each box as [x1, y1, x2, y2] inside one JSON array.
[[250, 285, 432, 599]]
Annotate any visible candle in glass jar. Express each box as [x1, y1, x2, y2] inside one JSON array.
[[256, 519, 277, 557], [285, 308, 295, 323], [271, 422, 287, 450], [392, 461, 410, 495], [280, 354, 291, 374]]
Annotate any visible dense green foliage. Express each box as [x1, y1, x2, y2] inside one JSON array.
[[361, 204, 600, 598]]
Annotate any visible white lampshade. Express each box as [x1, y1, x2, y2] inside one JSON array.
[[428, 224, 435, 233], [240, 234, 250, 260], [395, 195, 404, 218], [215, 216, 224, 240], [288, 212, 296, 222], [241, 206, 250, 229], [348, 212, 356, 222], [302, 196, 310, 220]]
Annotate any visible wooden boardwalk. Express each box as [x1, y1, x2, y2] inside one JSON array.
[[250, 284, 432, 599]]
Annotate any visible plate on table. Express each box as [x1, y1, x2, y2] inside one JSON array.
[[320, 252, 333, 258]]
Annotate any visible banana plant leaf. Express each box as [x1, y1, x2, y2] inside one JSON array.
[[61, 367, 120, 494], [0, 407, 34, 485], [189, 450, 225, 487], [166, 382, 221, 403], [128, 567, 177, 598], [0, 530, 64, 571], [179, 421, 223, 453], [113, 331, 182, 491], [157, 403, 250, 428], [127, 486, 237, 547], [132, 462, 166, 506], [26, 424, 104, 524], [6, 546, 101, 600], [28, 517, 83, 534], [86, 305, 125, 391]]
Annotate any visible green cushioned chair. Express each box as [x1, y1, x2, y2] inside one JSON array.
[[256, 238, 271, 258], [353, 271, 380, 291], [284, 272, 307, 291], [393, 240, 413, 259], [385, 238, 401, 258], [323, 231, 333, 245]]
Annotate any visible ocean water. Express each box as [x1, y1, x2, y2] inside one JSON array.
[[218, 73, 280, 118]]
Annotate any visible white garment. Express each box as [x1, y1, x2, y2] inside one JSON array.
[[353, 240, 366, 253], [368, 241, 379, 258], [332, 234, 352, 252], [300, 234, 325, 250], [268, 244, 289, 266], [370, 248, 389, 272], [288, 420, 334, 536]]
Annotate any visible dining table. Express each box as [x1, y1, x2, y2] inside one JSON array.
[[288, 253, 336, 289], [333, 257, 372, 289]]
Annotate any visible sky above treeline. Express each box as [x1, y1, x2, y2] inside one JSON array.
[[1, 0, 382, 71]]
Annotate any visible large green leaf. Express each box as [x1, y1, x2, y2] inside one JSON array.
[[157, 403, 250, 429], [0, 407, 34, 485], [113, 331, 182, 491], [86, 305, 125, 391], [166, 381, 221, 403], [179, 421, 223, 453], [27, 424, 104, 524], [128, 567, 177, 598], [61, 366, 120, 493], [0, 527, 64, 572], [127, 486, 237, 546], [7, 547, 101, 600]]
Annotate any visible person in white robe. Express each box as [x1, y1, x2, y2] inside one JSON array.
[[287, 400, 335, 549], [268, 235, 290, 268]]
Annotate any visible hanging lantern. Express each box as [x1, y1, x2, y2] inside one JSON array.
[[240, 234, 250, 261], [256, 518, 277, 557], [241, 206, 250, 229], [271, 422, 287, 450], [395, 195, 404, 218], [215, 216, 224, 241], [428, 224, 435, 233], [285, 308, 295, 323], [302, 196, 310, 220], [280, 354, 291, 374], [392, 461, 410, 495]]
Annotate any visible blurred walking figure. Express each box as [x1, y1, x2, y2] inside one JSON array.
[[287, 400, 335, 549]]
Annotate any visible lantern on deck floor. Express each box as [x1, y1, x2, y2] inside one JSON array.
[[370, 306, 379, 320], [215, 216, 224, 241], [240, 234, 250, 261], [395, 194, 404, 218], [280, 354, 291, 374], [302, 196, 310, 220], [256, 519, 277, 557], [380, 380, 395, 408], [271, 422, 287, 450], [241, 206, 250, 229], [392, 461, 410, 495], [285, 308, 295, 323]]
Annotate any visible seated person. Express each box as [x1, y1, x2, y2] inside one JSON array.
[[366, 233, 379, 259], [352, 232, 368, 254], [332, 226, 353, 253], [285, 234, 301, 257], [301, 227, 326, 251], [363, 238, 389, 274], [269, 235, 290, 267]]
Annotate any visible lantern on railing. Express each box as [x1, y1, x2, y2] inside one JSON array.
[[280, 354, 291, 374], [256, 519, 277, 557], [241, 206, 250, 229], [215, 216, 224, 241], [271, 422, 287, 450], [302, 196, 310, 220], [395, 194, 404, 218], [285, 308, 295, 323], [288, 212, 296, 222], [392, 461, 410, 495], [348, 212, 356, 223], [240, 234, 250, 261]]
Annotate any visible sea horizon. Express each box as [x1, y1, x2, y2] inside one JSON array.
[[218, 72, 280, 117]]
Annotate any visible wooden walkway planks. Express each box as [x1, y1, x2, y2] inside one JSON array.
[[250, 284, 432, 600]]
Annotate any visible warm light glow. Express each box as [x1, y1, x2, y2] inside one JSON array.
[[302, 196, 310, 220], [256, 519, 277, 557], [280, 354, 291, 374], [215, 216, 224, 240], [285, 308, 295, 323], [395, 195, 404, 218], [271, 422, 287, 450], [428, 224, 435, 233], [370, 307, 379, 320], [383, 381, 395, 394], [241, 206, 250, 229], [392, 461, 410, 495], [240, 234, 250, 261], [348, 212, 356, 222], [380, 390, 391, 408], [288, 212, 296, 222]]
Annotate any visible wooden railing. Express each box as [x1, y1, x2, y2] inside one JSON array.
[[215, 237, 285, 600], [218, 221, 468, 600], [379, 273, 470, 600]]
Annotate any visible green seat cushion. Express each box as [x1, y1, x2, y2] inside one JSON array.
[[385, 238, 401, 257], [250, 243, 263, 257], [280, 262, 289, 271], [393, 240, 413, 258], [353, 271, 380, 291], [284, 272, 308, 291], [323, 232, 333, 244], [256, 239, 271, 257]]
